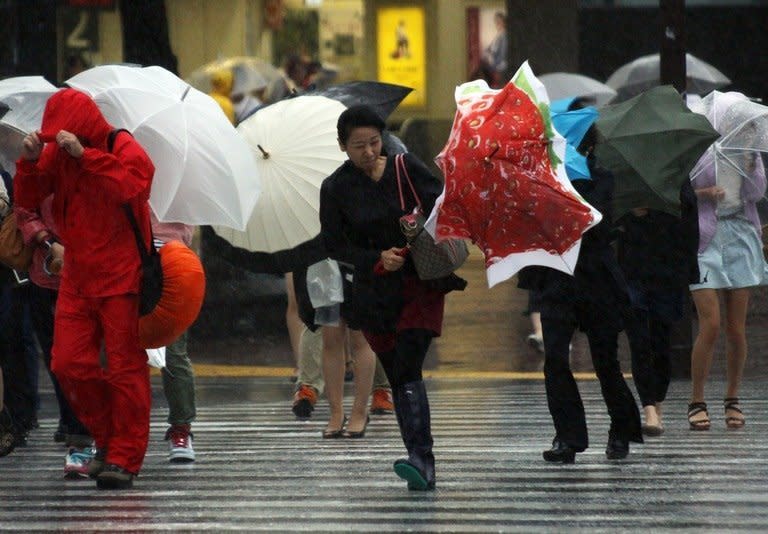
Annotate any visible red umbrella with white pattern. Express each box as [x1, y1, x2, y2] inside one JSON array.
[[427, 62, 602, 287]]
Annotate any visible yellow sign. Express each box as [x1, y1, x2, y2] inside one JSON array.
[[377, 6, 426, 108]]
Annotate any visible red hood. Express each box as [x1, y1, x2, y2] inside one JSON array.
[[39, 88, 113, 149]]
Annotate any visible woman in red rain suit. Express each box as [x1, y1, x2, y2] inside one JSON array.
[[14, 89, 155, 489]]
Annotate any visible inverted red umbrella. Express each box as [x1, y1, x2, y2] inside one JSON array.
[[430, 62, 602, 287]]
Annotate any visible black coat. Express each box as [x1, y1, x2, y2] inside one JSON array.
[[616, 179, 700, 289], [518, 163, 629, 331], [320, 154, 464, 333]]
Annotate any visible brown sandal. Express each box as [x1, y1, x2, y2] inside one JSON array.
[[724, 398, 745, 429], [687, 402, 710, 431]]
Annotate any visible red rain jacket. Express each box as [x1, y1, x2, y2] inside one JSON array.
[[14, 88, 155, 297]]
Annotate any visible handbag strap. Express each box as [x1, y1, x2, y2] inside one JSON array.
[[394, 153, 422, 212]]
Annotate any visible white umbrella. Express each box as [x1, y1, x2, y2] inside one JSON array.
[[0, 76, 58, 174], [606, 53, 730, 102], [539, 72, 617, 107], [67, 65, 260, 230], [211, 95, 348, 252]]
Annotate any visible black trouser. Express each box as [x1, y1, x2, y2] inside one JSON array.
[[625, 307, 672, 407], [375, 329, 433, 388], [0, 283, 36, 431], [28, 284, 90, 438], [542, 317, 642, 451]]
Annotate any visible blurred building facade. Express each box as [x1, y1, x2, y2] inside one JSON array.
[[1, 0, 766, 121]]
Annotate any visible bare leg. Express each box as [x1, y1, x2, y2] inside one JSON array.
[[321, 323, 347, 432], [530, 311, 543, 339], [723, 288, 749, 401], [690, 289, 720, 424], [285, 273, 303, 370], [346, 329, 375, 433]]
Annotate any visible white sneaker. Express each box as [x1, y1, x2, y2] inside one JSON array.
[[165, 424, 195, 463], [64, 446, 95, 479]]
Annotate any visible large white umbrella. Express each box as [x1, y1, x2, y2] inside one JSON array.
[[211, 95, 348, 252], [539, 72, 617, 107], [0, 76, 58, 174], [67, 64, 260, 230], [606, 53, 730, 102]]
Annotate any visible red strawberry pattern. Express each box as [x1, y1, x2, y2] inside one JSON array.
[[435, 82, 595, 266]]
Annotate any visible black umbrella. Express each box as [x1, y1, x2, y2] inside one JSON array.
[[303, 81, 412, 120]]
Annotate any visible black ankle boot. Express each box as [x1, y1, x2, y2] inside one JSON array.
[[0, 408, 16, 458], [392, 381, 435, 490], [605, 435, 629, 460], [543, 437, 576, 464]]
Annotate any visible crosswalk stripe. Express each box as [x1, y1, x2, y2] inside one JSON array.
[[1, 378, 766, 531]]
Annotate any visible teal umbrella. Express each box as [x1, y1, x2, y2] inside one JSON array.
[[594, 85, 720, 218]]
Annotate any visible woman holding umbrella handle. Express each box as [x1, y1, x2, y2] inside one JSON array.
[[688, 135, 767, 431], [319, 105, 466, 491]]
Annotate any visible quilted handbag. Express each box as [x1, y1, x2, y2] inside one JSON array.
[[395, 154, 468, 280]]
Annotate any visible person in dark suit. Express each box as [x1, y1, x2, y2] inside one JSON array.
[[518, 111, 642, 463]]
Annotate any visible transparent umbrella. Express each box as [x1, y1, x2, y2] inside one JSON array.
[[187, 56, 283, 96], [689, 91, 768, 217], [539, 72, 617, 107], [0, 76, 58, 174], [606, 52, 730, 102]]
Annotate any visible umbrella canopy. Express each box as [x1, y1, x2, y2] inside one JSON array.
[[595, 85, 720, 219], [187, 56, 283, 96], [303, 81, 412, 124], [429, 62, 602, 288], [539, 72, 617, 107], [551, 97, 598, 181], [211, 95, 348, 252], [67, 64, 260, 230], [689, 91, 768, 214], [606, 53, 730, 102], [0, 76, 58, 174]]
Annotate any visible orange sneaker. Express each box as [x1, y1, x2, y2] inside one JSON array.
[[292, 384, 318, 420], [370, 388, 394, 415]]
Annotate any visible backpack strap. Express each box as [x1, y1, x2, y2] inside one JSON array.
[[111, 128, 154, 258], [107, 128, 132, 153]]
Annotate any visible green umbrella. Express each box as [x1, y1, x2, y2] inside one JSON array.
[[595, 85, 720, 218]]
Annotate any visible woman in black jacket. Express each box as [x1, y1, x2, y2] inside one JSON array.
[[320, 105, 465, 490]]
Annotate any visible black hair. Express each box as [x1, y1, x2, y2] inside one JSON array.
[[336, 105, 386, 145]]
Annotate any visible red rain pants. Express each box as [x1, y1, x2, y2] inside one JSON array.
[[51, 290, 151, 475]]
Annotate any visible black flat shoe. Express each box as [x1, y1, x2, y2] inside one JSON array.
[[606, 436, 629, 459], [542, 438, 576, 464]]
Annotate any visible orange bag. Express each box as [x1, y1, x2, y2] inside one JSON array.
[[139, 240, 206, 349], [0, 212, 34, 271]]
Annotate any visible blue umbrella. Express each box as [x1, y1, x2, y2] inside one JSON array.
[[551, 97, 598, 181]]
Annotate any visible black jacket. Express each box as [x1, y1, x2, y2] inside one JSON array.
[[616, 179, 700, 289], [518, 163, 629, 331], [320, 154, 465, 332]]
